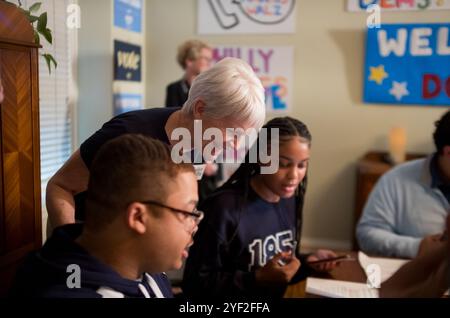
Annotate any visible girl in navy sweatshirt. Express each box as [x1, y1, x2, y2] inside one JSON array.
[[183, 117, 339, 297]]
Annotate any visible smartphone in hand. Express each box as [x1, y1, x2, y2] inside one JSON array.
[[307, 254, 355, 265]]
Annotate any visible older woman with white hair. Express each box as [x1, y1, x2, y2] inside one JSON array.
[[46, 57, 266, 229]]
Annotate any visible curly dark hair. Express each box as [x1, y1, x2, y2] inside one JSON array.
[[433, 111, 450, 155]]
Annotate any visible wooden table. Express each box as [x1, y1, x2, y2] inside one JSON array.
[[284, 252, 366, 298]]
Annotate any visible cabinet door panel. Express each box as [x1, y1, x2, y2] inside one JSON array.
[[0, 48, 36, 253], [0, 1, 42, 297]]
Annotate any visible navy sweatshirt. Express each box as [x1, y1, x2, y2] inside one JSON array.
[[9, 224, 173, 298], [182, 184, 312, 298]]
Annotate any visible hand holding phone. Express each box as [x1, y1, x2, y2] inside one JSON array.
[[306, 254, 355, 265], [256, 251, 301, 285]]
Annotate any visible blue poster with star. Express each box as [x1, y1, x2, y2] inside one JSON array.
[[364, 23, 450, 107]]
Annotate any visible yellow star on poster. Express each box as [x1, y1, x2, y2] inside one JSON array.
[[369, 65, 389, 85]]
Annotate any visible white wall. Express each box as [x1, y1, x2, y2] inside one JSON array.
[[77, 0, 146, 145], [144, 0, 450, 249], [77, 0, 113, 144]]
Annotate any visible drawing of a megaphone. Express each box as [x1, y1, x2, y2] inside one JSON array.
[[207, 0, 239, 29]]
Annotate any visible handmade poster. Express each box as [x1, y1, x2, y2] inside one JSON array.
[[213, 45, 294, 112], [364, 23, 450, 106], [347, 0, 450, 12], [198, 0, 296, 34]]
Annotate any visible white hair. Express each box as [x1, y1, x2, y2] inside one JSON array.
[[182, 57, 266, 129]]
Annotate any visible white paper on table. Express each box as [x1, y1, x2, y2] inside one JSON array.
[[307, 253, 448, 298], [358, 251, 409, 283], [305, 277, 379, 298]]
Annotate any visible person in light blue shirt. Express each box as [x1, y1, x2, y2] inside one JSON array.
[[357, 111, 450, 259]]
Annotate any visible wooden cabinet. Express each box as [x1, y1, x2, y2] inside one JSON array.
[[353, 151, 425, 249], [0, 1, 42, 296]]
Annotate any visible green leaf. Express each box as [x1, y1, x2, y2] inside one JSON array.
[[6, 1, 58, 75], [29, 2, 42, 12], [42, 54, 52, 74], [38, 28, 52, 44], [29, 15, 39, 23], [37, 12, 47, 33], [49, 54, 57, 69], [42, 53, 57, 74], [16, 7, 39, 25], [34, 30, 40, 45]]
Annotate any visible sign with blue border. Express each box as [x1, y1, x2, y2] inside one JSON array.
[[364, 23, 450, 106]]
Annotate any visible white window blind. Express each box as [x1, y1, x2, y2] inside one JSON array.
[[20, 0, 77, 183]]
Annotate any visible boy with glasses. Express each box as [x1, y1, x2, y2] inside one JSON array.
[[10, 134, 202, 298]]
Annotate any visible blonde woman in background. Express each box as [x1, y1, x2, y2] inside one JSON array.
[[165, 39, 212, 108]]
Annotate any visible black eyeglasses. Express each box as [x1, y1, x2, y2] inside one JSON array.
[[140, 200, 204, 226]]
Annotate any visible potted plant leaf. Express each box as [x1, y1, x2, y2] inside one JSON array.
[[2, 0, 57, 73]]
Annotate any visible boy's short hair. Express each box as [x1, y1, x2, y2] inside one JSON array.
[[85, 134, 194, 228], [433, 111, 450, 155], [177, 39, 211, 70]]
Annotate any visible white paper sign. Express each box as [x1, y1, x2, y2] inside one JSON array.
[[198, 0, 296, 34], [347, 0, 450, 12], [213, 45, 294, 113]]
